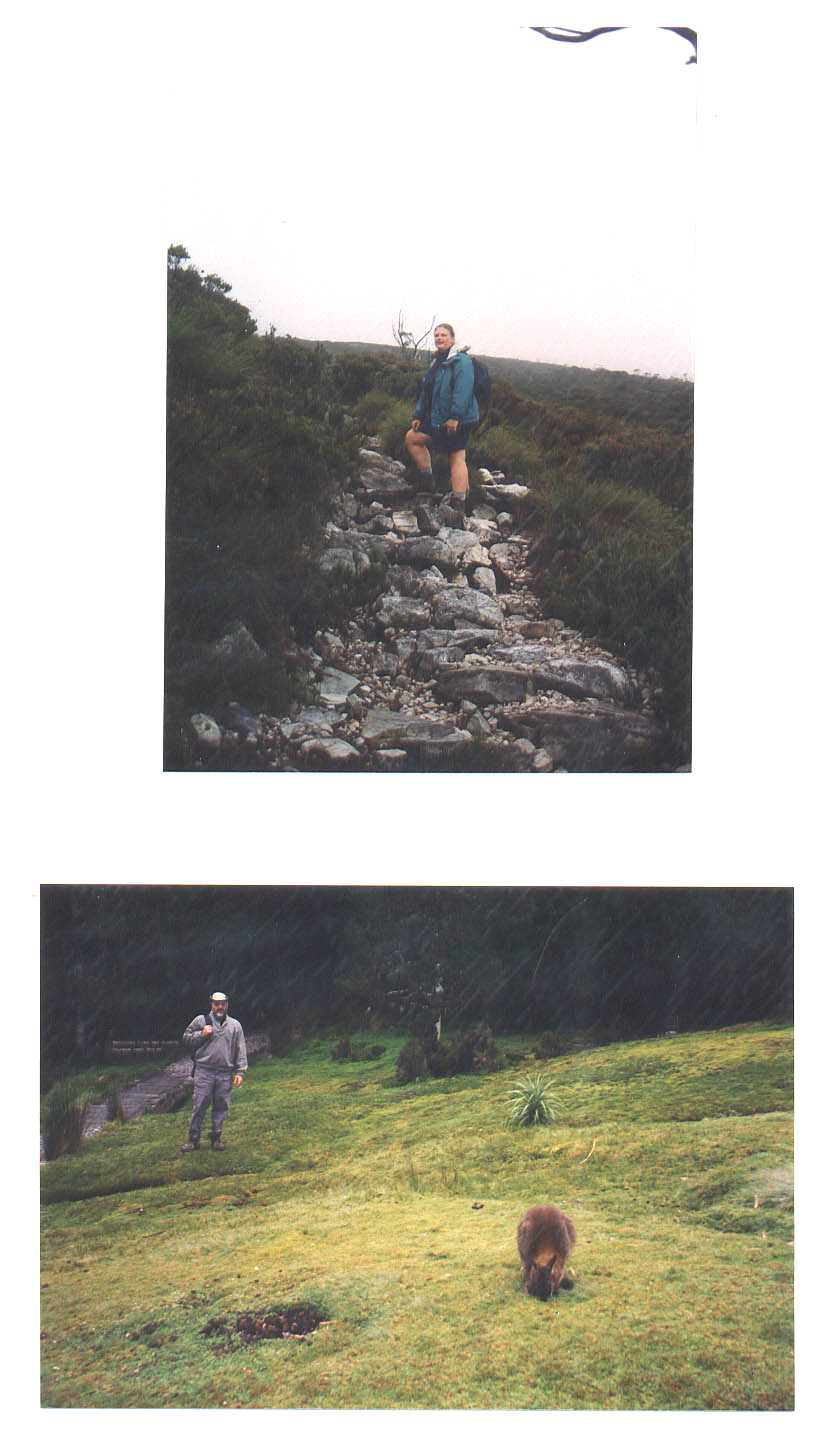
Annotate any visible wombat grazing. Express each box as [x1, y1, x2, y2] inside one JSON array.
[[517, 1204, 577, 1300]]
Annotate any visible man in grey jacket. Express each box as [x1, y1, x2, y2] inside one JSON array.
[[181, 991, 248, 1151]]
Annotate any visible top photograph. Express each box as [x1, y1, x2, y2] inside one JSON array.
[[164, 21, 695, 774]]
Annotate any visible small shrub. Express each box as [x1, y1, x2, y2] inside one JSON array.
[[332, 1037, 352, 1061], [427, 1041, 460, 1077], [508, 1075, 563, 1128], [42, 1083, 91, 1160], [395, 1038, 429, 1084], [363, 1044, 386, 1060], [470, 424, 545, 484]]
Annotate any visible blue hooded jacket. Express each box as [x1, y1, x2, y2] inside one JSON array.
[[415, 345, 480, 430]]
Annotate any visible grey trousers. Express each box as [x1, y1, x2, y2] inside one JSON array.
[[189, 1067, 233, 1142]]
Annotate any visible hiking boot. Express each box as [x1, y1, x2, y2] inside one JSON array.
[[181, 1139, 200, 1152], [445, 492, 469, 519], [211, 1139, 226, 1151], [408, 466, 434, 492]]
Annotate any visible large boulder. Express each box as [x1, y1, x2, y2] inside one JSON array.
[[481, 481, 531, 513], [374, 594, 433, 631], [434, 665, 530, 706], [489, 540, 528, 584], [318, 668, 361, 707], [299, 737, 361, 765], [396, 536, 458, 572], [358, 451, 415, 503], [359, 709, 473, 759], [417, 626, 499, 652], [496, 701, 665, 771], [490, 647, 638, 706], [432, 587, 504, 630]]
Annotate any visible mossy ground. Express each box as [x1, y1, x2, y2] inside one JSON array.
[[40, 1023, 793, 1409]]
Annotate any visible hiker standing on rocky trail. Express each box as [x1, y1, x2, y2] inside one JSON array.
[[405, 323, 479, 517], [181, 992, 247, 1151]]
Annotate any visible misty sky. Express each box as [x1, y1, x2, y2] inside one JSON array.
[[166, 12, 696, 378]]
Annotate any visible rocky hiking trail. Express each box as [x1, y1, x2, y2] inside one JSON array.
[[191, 444, 672, 772], [40, 1033, 270, 1162]]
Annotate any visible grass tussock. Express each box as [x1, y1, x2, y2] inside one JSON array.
[[41, 1023, 792, 1410]]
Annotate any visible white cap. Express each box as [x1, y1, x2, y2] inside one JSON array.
[[210, 991, 228, 1002]]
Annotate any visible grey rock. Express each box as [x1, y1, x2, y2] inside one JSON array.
[[508, 737, 538, 762], [482, 482, 531, 510], [465, 708, 493, 740], [416, 646, 466, 679], [396, 536, 457, 571], [532, 749, 555, 772], [360, 709, 473, 758], [489, 541, 528, 582], [362, 514, 394, 535], [434, 665, 530, 706], [314, 629, 346, 662], [374, 594, 433, 631], [392, 510, 420, 536], [299, 737, 361, 764], [358, 448, 406, 476], [416, 502, 443, 534], [319, 668, 361, 706], [208, 622, 266, 667], [471, 566, 497, 596], [496, 702, 665, 772], [437, 527, 483, 558], [490, 647, 637, 706], [432, 587, 504, 630], [374, 749, 408, 768], [190, 713, 222, 753], [297, 705, 346, 732]]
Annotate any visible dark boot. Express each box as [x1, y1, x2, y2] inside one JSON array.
[[441, 492, 469, 523], [211, 1138, 226, 1151], [181, 1138, 200, 1152], [409, 466, 434, 492]]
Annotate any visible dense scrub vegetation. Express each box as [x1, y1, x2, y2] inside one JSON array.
[[165, 247, 379, 764], [42, 886, 791, 1078], [166, 250, 693, 762]]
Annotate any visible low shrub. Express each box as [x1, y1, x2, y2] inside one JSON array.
[[470, 424, 546, 484], [395, 1038, 429, 1084], [332, 1037, 352, 1061], [42, 1083, 91, 1161]]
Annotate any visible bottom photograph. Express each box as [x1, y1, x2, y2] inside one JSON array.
[[40, 885, 794, 1412]]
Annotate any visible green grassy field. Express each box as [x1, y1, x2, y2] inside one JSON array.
[[40, 1023, 793, 1410]]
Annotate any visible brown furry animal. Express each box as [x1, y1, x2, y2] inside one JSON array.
[[517, 1204, 577, 1300]]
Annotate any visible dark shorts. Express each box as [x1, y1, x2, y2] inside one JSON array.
[[419, 421, 472, 453]]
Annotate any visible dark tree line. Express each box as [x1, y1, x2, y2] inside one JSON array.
[[41, 887, 792, 1075]]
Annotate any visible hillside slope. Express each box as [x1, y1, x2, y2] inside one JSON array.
[[41, 1023, 792, 1410]]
